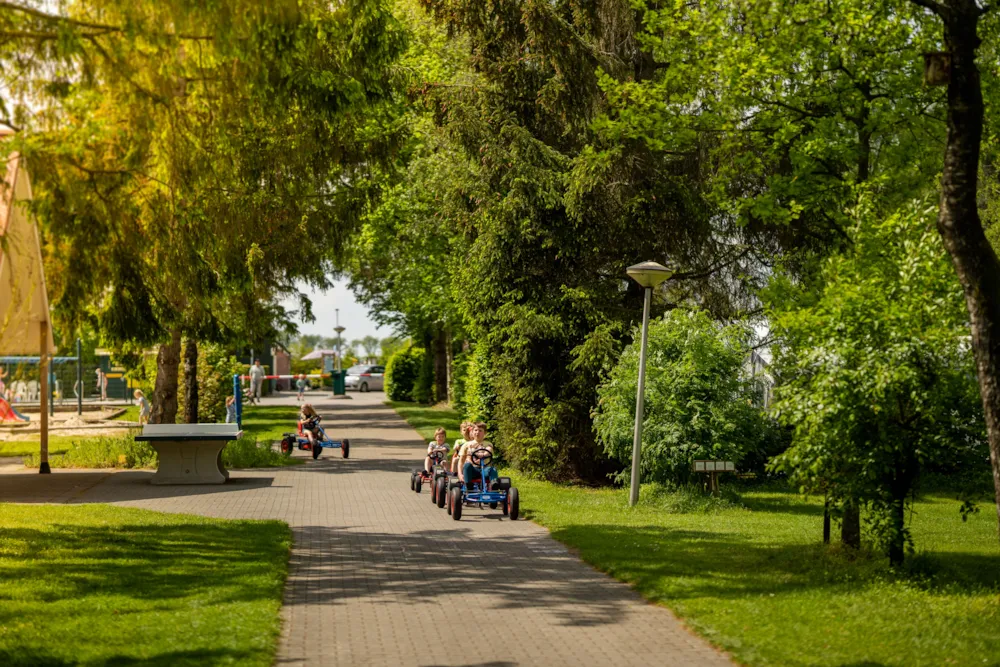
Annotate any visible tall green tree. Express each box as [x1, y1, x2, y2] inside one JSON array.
[[768, 199, 986, 565], [1, 0, 406, 422]]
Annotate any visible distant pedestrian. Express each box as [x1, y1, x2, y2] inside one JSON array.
[[134, 389, 152, 424], [249, 360, 266, 404], [225, 395, 237, 424], [95, 368, 108, 401], [296, 374, 307, 401]]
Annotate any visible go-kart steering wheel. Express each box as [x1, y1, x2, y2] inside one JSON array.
[[471, 448, 493, 467], [430, 450, 445, 463]]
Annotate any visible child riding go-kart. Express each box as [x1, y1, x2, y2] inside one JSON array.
[[410, 448, 447, 495], [446, 446, 519, 521], [413, 428, 452, 500], [280, 406, 350, 460]]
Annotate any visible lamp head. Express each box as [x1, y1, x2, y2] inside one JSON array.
[[626, 261, 673, 289]]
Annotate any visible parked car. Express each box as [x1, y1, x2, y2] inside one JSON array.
[[344, 365, 385, 392]]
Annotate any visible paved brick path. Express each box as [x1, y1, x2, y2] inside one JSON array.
[[0, 392, 731, 666]]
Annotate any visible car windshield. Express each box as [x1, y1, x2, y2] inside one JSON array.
[[346, 365, 370, 375]]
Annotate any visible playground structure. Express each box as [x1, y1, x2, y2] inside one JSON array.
[[1, 128, 56, 471]]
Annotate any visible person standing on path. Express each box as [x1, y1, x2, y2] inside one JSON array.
[[249, 360, 266, 405], [296, 374, 307, 402], [134, 389, 152, 425]]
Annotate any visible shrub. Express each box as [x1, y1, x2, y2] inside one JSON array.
[[222, 435, 288, 468], [593, 308, 777, 486], [413, 343, 435, 403], [450, 349, 471, 412], [195, 343, 246, 422], [385, 342, 425, 402], [24, 433, 155, 469]]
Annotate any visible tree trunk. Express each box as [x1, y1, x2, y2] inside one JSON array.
[[823, 496, 831, 545], [841, 501, 861, 550], [183, 338, 199, 424], [921, 0, 1000, 539], [888, 496, 906, 567], [434, 326, 448, 404], [151, 328, 182, 425]]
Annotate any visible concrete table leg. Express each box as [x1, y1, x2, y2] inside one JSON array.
[[149, 440, 229, 485]]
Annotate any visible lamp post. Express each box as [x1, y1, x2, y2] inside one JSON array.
[[626, 261, 673, 507], [334, 308, 346, 374]]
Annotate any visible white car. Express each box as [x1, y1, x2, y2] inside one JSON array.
[[344, 365, 385, 392]]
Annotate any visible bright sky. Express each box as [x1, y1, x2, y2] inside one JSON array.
[[281, 278, 394, 342]]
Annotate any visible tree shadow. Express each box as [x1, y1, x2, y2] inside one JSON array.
[[282, 523, 647, 628], [542, 522, 1000, 602]]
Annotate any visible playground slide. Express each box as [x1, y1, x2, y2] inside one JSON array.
[[0, 396, 29, 423]]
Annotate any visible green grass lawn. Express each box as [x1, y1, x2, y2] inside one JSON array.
[[387, 401, 463, 441], [389, 402, 1000, 666], [0, 438, 76, 458], [113, 405, 141, 421], [240, 405, 301, 442], [0, 504, 291, 666]]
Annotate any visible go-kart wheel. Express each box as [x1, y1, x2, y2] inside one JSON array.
[[280, 437, 293, 456], [450, 487, 463, 520], [489, 501, 498, 509], [342, 438, 350, 458], [415, 477, 422, 493], [436, 478, 447, 508], [502, 496, 509, 516], [431, 478, 439, 504], [312, 443, 322, 460], [446, 485, 453, 515], [508, 487, 520, 520], [410, 472, 417, 490]]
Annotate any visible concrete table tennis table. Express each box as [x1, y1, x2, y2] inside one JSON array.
[[135, 424, 242, 485]]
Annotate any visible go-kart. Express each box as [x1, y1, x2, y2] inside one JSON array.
[[410, 450, 450, 501], [279, 416, 350, 460], [446, 448, 519, 521]]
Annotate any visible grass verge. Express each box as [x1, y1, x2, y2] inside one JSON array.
[[512, 478, 1000, 666], [22, 432, 301, 469], [389, 402, 1000, 666], [0, 504, 291, 666]]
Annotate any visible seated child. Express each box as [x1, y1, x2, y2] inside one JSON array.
[[299, 403, 321, 446], [450, 421, 473, 474], [458, 422, 499, 487], [425, 427, 450, 474]]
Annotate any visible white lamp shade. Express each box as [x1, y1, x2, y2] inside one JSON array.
[[626, 261, 672, 289]]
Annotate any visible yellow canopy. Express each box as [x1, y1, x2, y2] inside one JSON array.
[[0, 129, 56, 354]]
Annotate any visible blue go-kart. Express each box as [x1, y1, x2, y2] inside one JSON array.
[[279, 416, 350, 460], [445, 448, 519, 521]]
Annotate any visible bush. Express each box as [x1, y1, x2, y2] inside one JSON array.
[[413, 343, 435, 403], [222, 435, 288, 468], [450, 349, 471, 412], [385, 342, 425, 402], [594, 308, 777, 486], [24, 433, 156, 469], [195, 343, 246, 423]]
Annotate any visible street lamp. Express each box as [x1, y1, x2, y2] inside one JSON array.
[[334, 308, 346, 374], [626, 261, 673, 507]]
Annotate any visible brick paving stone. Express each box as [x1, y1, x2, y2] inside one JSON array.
[[0, 391, 732, 667]]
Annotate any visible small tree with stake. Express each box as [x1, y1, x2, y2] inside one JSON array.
[[768, 198, 986, 565]]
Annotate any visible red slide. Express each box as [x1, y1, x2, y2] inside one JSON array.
[[0, 396, 29, 423]]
